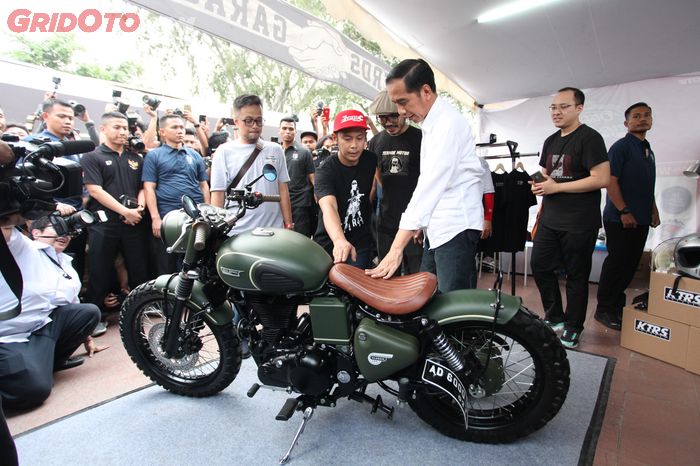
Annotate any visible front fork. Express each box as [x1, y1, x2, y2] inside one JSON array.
[[163, 270, 199, 358]]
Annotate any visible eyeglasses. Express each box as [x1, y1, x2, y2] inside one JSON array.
[[376, 114, 400, 124], [548, 104, 575, 112], [240, 118, 265, 127]]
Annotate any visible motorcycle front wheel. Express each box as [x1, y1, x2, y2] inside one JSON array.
[[409, 309, 570, 443], [120, 282, 242, 397]]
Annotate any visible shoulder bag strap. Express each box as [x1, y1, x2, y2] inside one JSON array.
[[0, 228, 23, 320], [226, 142, 264, 195]]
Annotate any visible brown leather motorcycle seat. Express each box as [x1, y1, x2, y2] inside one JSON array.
[[328, 263, 438, 315]]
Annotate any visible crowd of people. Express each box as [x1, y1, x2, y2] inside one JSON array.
[[0, 59, 658, 424]]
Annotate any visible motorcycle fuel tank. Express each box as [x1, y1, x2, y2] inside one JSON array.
[[216, 228, 333, 294]]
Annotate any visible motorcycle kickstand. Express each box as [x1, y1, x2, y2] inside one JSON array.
[[279, 406, 314, 465]]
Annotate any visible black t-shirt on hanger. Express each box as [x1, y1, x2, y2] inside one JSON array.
[[501, 169, 537, 252]]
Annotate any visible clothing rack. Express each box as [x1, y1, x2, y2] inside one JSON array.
[[477, 140, 539, 295]]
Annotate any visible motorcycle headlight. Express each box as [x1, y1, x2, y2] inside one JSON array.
[[160, 209, 191, 253]]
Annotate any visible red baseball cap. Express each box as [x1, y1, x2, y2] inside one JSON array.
[[333, 109, 368, 133]]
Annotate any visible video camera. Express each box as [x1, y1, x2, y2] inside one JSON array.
[[112, 90, 130, 115], [49, 209, 106, 237], [142, 94, 161, 111], [313, 145, 338, 160], [126, 116, 145, 152], [0, 136, 94, 220]]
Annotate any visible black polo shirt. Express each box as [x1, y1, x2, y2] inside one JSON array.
[[82, 143, 143, 223]]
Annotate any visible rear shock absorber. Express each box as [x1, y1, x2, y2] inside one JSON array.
[[423, 319, 466, 372]]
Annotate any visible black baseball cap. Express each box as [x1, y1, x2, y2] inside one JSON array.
[[299, 130, 317, 141]]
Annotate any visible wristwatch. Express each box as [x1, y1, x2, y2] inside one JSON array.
[[618, 207, 631, 215]]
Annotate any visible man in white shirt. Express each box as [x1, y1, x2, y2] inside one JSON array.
[[0, 218, 100, 410], [210, 94, 293, 233], [368, 59, 484, 292]]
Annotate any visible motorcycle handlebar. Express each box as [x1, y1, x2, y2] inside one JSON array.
[[260, 194, 281, 203], [192, 222, 209, 251]]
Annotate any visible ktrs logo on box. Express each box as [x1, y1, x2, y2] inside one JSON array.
[[634, 319, 671, 341], [7, 9, 140, 33], [663, 287, 700, 308]]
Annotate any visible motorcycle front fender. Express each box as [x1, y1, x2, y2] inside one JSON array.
[[422, 289, 521, 326], [152, 274, 234, 326]]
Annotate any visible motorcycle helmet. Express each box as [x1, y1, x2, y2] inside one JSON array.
[[652, 237, 682, 272], [674, 234, 700, 279]]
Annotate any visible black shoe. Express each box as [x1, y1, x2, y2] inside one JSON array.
[[54, 356, 85, 372], [594, 312, 622, 331]]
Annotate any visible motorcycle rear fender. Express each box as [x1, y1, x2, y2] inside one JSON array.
[[152, 274, 233, 326], [421, 289, 521, 326]]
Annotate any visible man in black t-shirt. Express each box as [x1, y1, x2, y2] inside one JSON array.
[[314, 110, 378, 269], [279, 117, 315, 237], [368, 90, 422, 275], [530, 87, 610, 349], [82, 112, 149, 328]]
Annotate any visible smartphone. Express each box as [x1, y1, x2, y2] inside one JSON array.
[[199, 114, 207, 123], [112, 90, 122, 99], [222, 117, 234, 125], [183, 103, 192, 113], [531, 171, 546, 183], [322, 106, 330, 120]]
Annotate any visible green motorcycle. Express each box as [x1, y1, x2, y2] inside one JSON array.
[[120, 165, 570, 463]]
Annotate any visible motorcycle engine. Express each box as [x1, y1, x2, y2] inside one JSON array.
[[258, 346, 333, 396], [247, 293, 333, 396]]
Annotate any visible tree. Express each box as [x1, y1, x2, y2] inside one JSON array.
[[74, 61, 144, 84], [7, 32, 143, 84], [10, 34, 82, 70]]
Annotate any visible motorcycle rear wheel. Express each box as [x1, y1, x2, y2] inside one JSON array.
[[409, 309, 570, 443], [120, 282, 242, 397]]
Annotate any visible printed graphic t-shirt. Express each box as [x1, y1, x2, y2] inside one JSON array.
[[538, 124, 608, 231], [313, 150, 377, 253]]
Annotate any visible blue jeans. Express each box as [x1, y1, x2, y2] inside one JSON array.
[[421, 229, 481, 292]]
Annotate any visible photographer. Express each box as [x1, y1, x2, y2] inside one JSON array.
[[0, 219, 100, 411], [28, 98, 93, 284], [81, 112, 148, 328]]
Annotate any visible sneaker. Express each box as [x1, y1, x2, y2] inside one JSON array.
[[544, 319, 564, 331], [560, 329, 581, 348], [594, 311, 622, 331], [91, 321, 108, 337]]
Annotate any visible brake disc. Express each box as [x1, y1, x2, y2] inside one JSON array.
[[147, 323, 199, 371]]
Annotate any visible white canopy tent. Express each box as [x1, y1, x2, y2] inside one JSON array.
[[322, 0, 700, 243]]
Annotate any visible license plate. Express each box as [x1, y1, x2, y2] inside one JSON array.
[[421, 358, 469, 430]]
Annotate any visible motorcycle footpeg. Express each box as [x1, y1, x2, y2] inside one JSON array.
[[276, 398, 300, 421], [247, 383, 261, 398]]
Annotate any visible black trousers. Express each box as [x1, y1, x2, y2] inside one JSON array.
[[0, 304, 100, 410], [0, 401, 17, 466], [150, 234, 183, 276], [596, 221, 649, 317], [84, 222, 148, 313], [64, 228, 87, 288], [291, 205, 316, 238], [530, 225, 598, 331], [377, 228, 423, 275]]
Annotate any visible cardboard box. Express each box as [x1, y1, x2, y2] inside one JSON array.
[[648, 272, 700, 327], [686, 326, 700, 376], [621, 306, 689, 368]]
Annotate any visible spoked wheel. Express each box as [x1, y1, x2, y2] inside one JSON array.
[[119, 282, 242, 397], [409, 309, 570, 443]]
